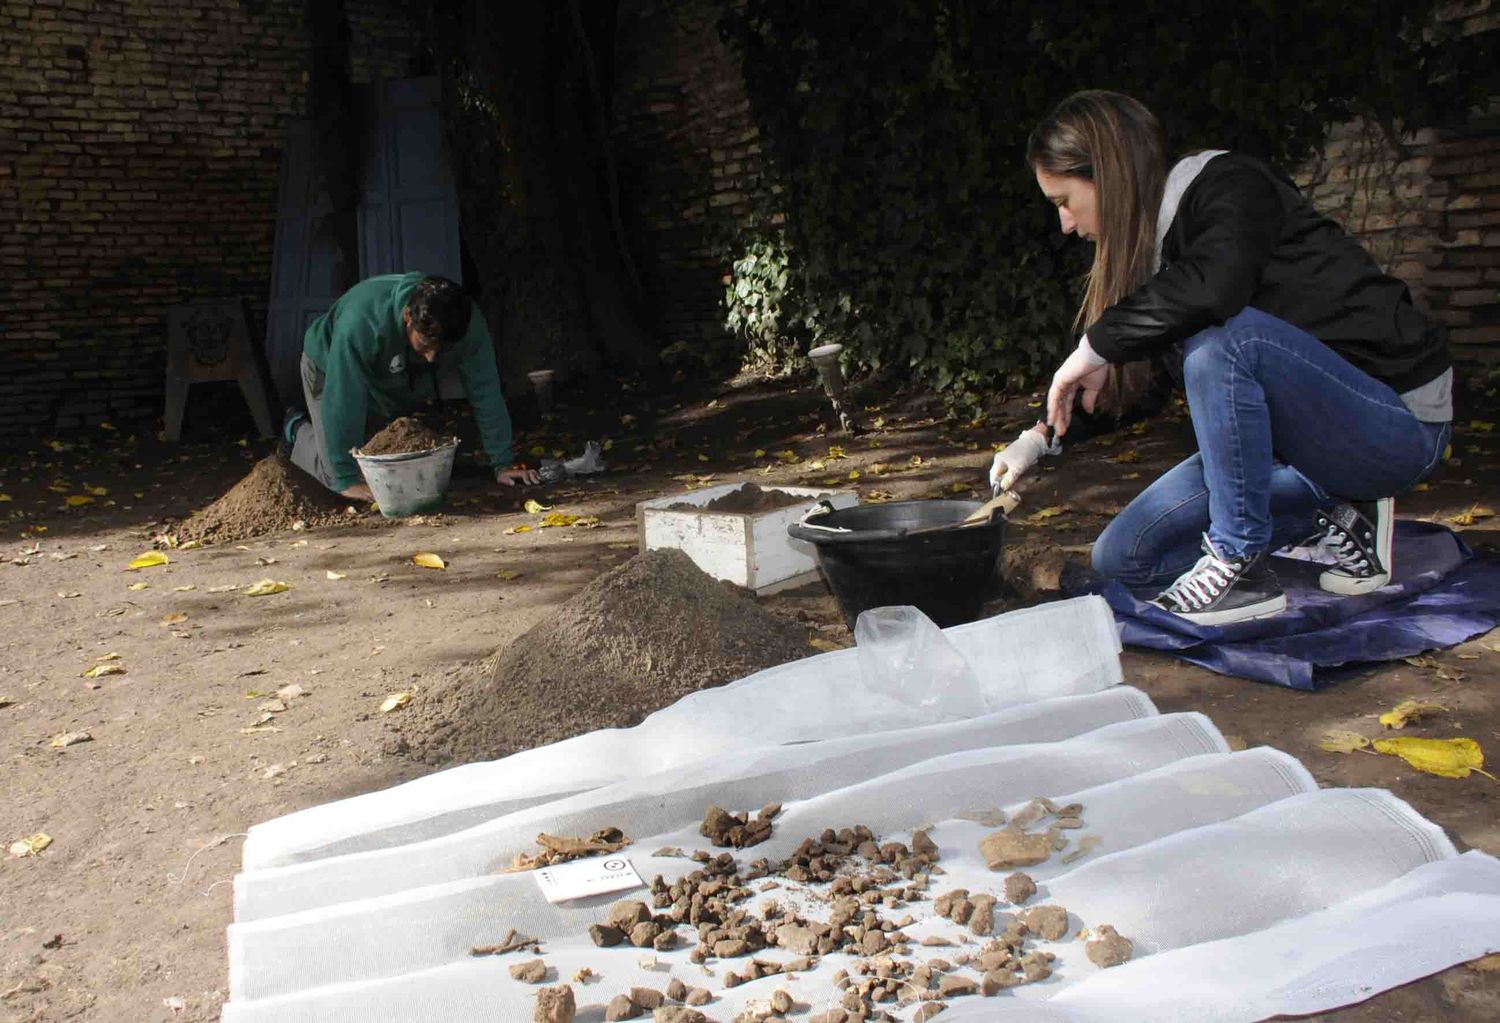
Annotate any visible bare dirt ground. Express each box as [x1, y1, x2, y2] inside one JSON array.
[[1, 370, 1496, 1022]]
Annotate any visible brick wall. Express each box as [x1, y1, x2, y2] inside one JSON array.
[[1297, 2, 1500, 369], [609, 0, 767, 356], [0, 0, 420, 435]]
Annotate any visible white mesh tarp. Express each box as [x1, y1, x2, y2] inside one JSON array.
[[223, 596, 1500, 1022]]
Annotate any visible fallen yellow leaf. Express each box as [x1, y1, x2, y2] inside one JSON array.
[[496, 569, 522, 581], [827, 446, 847, 460], [1023, 505, 1071, 525], [1317, 729, 1372, 754], [244, 579, 289, 596], [806, 460, 826, 471], [848, 470, 861, 481], [8, 833, 52, 858], [325, 570, 347, 580], [127, 582, 149, 591], [1455, 504, 1495, 526], [523, 499, 553, 514], [65, 495, 94, 507], [504, 524, 533, 534], [808, 637, 843, 653], [87, 486, 107, 496], [50, 730, 92, 748], [538, 512, 580, 528], [908, 455, 925, 467], [1468, 420, 1495, 433], [173, 585, 196, 592], [82, 663, 126, 679], [1371, 737, 1493, 779], [379, 691, 413, 713], [1379, 699, 1447, 730], [1111, 449, 1141, 463], [159, 612, 189, 626], [126, 551, 169, 571], [411, 552, 447, 570], [753, 448, 766, 458], [775, 450, 800, 464]]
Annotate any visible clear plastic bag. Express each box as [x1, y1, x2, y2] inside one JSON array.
[[855, 605, 990, 717]]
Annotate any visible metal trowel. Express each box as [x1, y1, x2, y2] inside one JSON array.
[[962, 485, 1021, 526]]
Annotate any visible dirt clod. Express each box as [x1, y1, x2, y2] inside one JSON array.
[[606, 994, 641, 1021], [653, 1009, 706, 1023], [1085, 924, 1133, 967], [416, 550, 811, 764], [1002, 872, 1036, 905], [1019, 905, 1069, 941], [589, 924, 624, 948], [174, 456, 349, 545], [701, 805, 775, 848], [534, 984, 575, 1023], [510, 959, 548, 983], [356, 416, 449, 456], [631, 987, 665, 1010]]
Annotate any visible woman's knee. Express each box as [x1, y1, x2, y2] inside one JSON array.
[[1091, 519, 1146, 583]]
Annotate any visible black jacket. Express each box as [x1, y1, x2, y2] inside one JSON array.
[[1086, 153, 1450, 394]]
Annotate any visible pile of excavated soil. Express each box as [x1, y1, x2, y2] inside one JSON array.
[[174, 456, 351, 545], [667, 483, 826, 514], [357, 416, 449, 456], [414, 549, 813, 765]]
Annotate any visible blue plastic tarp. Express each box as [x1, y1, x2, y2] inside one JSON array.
[[1083, 522, 1500, 689]]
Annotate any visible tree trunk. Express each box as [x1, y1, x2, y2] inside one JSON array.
[[428, 0, 657, 380], [303, 0, 360, 295]]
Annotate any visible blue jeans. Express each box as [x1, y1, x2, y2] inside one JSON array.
[[1092, 308, 1451, 589]]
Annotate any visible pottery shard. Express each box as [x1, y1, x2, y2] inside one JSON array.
[[1020, 905, 1069, 941], [605, 995, 642, 1021], [776, 924, 820, 955], [535, 984, 576, 1023], [684, 987, 712, 1006], [630, 921, 663, 948], [937, 975, 977, 997], [1003, 872, 1037, 905], [631, 987, 666, 1010], [980, 828, 1053, 871], [608, 901, 654, 931], [1085, 924, 1133, 968], [510, 959, 548, 983]]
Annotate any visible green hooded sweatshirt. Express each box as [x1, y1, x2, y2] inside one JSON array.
[[302, 273, 515, 491]]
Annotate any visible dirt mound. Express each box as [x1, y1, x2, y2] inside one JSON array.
[[668, 484, 826, 514], [358, 416, 449, 456], [414, 549, 813, 765], [174, 456, 350, 545]]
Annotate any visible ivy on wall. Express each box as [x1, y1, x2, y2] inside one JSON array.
[[715, 0, 1494, 405]]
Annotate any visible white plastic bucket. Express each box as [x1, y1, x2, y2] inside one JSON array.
[[351, 438, 460, 518]]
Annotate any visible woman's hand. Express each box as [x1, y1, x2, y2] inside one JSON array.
[[989, 424, 1050, 492], [1046, 346, 1112, 437], [495, 467, 541, 487]]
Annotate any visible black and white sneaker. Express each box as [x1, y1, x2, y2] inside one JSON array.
[[1315, 497, 1394, 595], [1151, 535, 1287, 626]]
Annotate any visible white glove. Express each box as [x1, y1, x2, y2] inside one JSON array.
[[989, 428, 1050, 492], [1046, 335, 1111, 437]]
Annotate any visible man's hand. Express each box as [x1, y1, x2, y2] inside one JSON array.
[[340, 483, 374, 502], [1046, 346, 1112, 437], [495, 467, 541, 487]]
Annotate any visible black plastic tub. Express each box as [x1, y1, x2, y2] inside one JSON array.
[[787, 499, 1005, 629]]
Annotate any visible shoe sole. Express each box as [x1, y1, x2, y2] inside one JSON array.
[[1159, 592, 1288, 627], [1319, 498, 1394, 595]]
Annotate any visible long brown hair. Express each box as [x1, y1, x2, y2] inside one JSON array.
[[1027, 91, 1166, 412]]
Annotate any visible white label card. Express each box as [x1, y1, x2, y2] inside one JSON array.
[[533, 855, 646, 904]]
